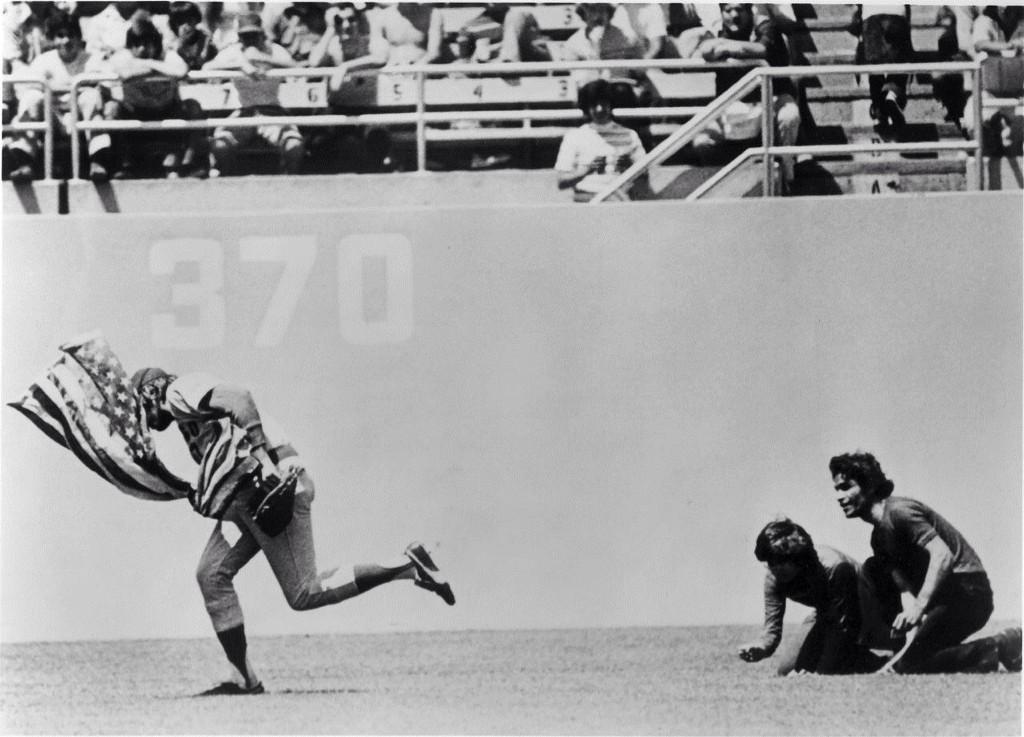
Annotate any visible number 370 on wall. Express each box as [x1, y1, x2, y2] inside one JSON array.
[[149, 234, 413, 349]]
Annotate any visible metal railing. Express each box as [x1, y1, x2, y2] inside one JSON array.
[[2, 74, 54, 180], [66, 58, 753, 179], [591, 61, 985, 202]]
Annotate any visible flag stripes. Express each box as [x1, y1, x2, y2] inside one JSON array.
[[7, 332, 192, 503]]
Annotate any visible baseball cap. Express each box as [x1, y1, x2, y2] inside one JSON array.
[[237, 12, 264, 34], [130, 366, 170, 393]]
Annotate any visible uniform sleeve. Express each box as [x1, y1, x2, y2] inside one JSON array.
[[165, 372, 222, 421], [758, 573, 785, 654]]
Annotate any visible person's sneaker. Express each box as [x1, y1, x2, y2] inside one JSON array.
[[9, 163, 33, 183], [196, 680, 265, 696], [405, 542, 455, 606], [883, 91, 905, 132], [995, 627, 1022, 672], [89, 160, 110, 183]]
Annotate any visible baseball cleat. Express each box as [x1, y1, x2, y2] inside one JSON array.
[[405, 542, 455, 606], [196, 680, 265, 696]]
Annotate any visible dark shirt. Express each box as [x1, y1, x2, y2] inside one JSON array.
[[715, 17, 795, 99], [174, 29, 217, 71], [870, 496, 989, 601], [758, 545, 861, 659]]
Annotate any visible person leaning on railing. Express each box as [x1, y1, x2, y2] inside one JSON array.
[[5, 10, 111, 183], [692, 3, 801, 188], [453, 4, 553, 64], [98, 18, 209, 179], [201, 12, 306, 177], [166, 1, 217, 71], [963, 6, 1024, 155]]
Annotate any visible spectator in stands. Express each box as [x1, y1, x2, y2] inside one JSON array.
[[375, 3, 450, 66], [554, 77, 649, 202], [848, 4, 913, 133], [100, 18, 208, 178], [562, 3, 643, 87], [613, 4, 674, 61], [271, 3, 328, 65], [932, 6, 975, 124], [693, 3, 801, 188], [202, 11, 306, 175], [5, 11, 111, 182], [308, 2, 387, 89], [167, 1, 217, 71], [665, 3, 714, 59], [454, 4, 552, 64], [972, 5, 1024, 55], [968, 6, 1024, 154], [80, 2, 151, 60]]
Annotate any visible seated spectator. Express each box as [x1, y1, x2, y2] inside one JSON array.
[[5, 11, 111, 182], [167, 1, 217, 70], [80, 2, 151, 60], [737, 517, 887, 676], [561, 3, 643, 88], [202, 11, 305, 175], [932, 6, 976, 124], [692, 3, 801, 188], [270, 3, 328, 65], [100, 18, 207, 178], [203, 2, 272, 51], [972, 4, 1024, 55], [848, 4, 913, 133], [454, 4, 552, 63], [554, 78, 649, 202], [968, 6, 1024, 154], [665, 3, 714, 59], [374, 3, 451, 66], [308, 2, 387, 91], [612, 3, 674, 61]]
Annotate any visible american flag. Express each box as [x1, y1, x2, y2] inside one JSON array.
[[8, 332, 192, 502]]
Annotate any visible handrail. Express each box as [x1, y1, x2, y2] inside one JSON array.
[[686, 141, 980, 200], [590, 67, 765, 203], [1, 73, 54, 180], [591, 60, 987, 203], [67, 58, 758, 179]]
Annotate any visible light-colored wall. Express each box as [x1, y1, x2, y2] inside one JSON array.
[[2, 193, 1020, 642]]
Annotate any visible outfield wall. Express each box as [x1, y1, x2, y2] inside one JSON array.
[[2, 192, 1021, 640]]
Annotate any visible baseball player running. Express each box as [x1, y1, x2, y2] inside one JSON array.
[[131, 367, 455, 696]]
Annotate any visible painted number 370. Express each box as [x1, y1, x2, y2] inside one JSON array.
[[149, 234, 413, 349]]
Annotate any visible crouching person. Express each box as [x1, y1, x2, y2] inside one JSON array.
[[738, 517, 884, 675], [202, 13, 305, 176], [103, 19, 208, 178]]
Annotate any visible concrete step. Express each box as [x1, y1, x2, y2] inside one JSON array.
[[789, 156, 967, 195], [806, 95, 948, 126], [802, 25, 944, 54], [805, 4, 941, 25]]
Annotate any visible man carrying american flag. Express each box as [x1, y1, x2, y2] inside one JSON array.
[[10, 332, 455, 696]]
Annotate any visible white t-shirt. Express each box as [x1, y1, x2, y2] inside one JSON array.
[[555, 121, 645, 193]]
